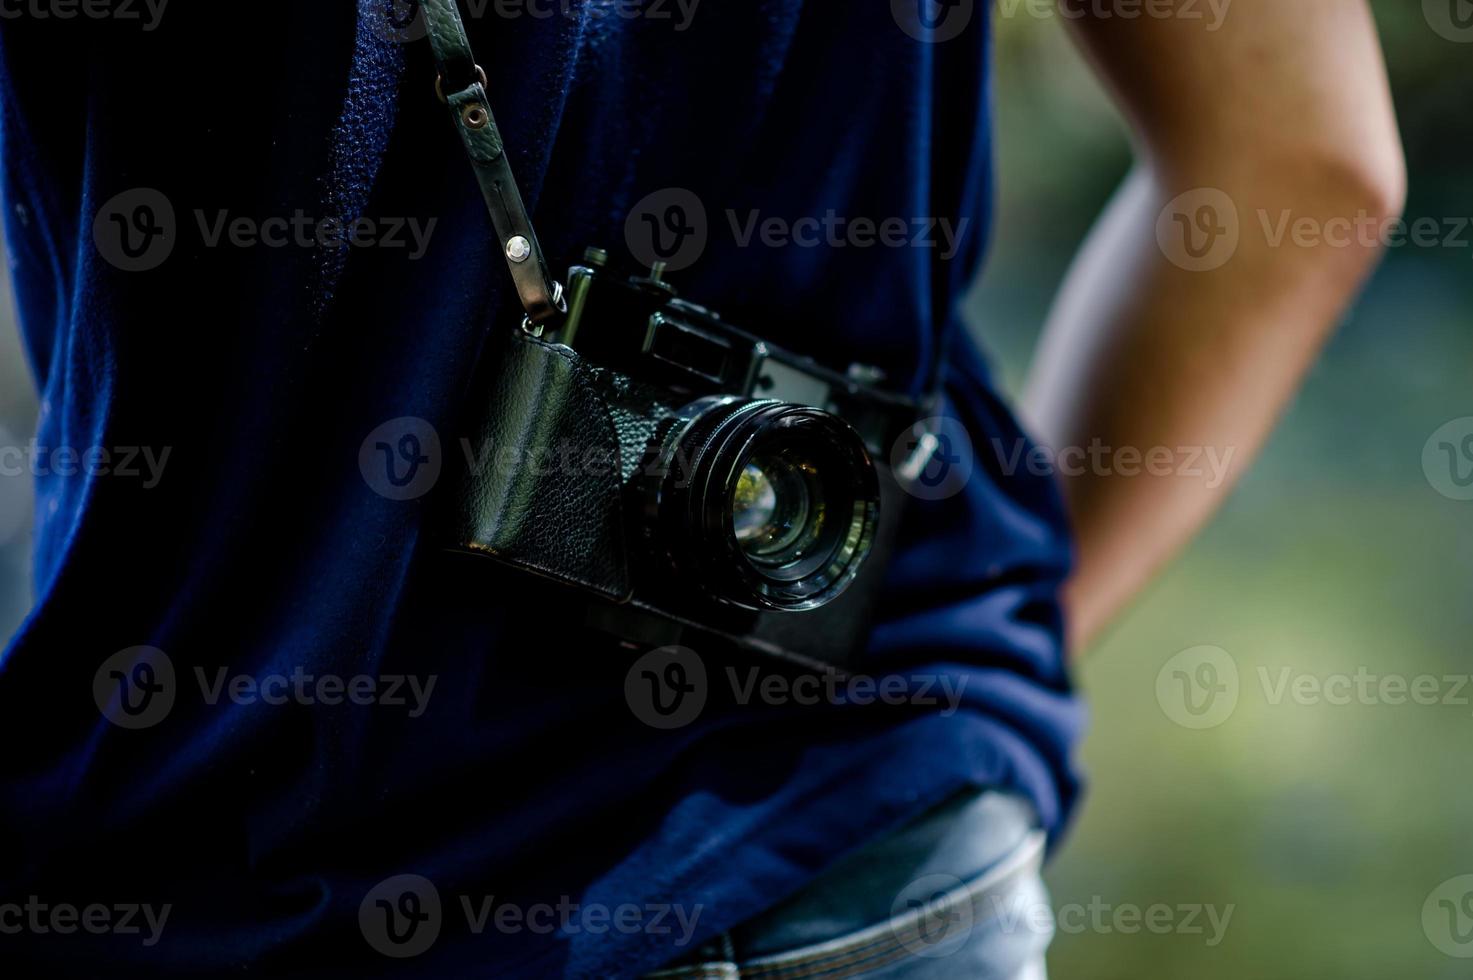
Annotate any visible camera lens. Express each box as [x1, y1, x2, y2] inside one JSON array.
[[732, 454, 817, 564], [657, 398, 879, 611]]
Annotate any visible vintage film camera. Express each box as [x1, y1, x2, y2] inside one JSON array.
[[446, 249, 935, 671]]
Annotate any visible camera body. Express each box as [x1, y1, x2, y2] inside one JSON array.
[[447, 249, 929, 671]]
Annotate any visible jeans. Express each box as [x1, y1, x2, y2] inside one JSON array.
[[645, 791, 1053, 979]]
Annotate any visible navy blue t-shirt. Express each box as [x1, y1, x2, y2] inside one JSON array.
[[0, 2, 1082, 976]]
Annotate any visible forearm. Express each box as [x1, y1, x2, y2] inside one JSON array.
[[1023, 1, 1404, 653], [1024, 162, 1398, 652]]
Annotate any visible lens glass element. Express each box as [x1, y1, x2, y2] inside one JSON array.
[[731, 453, 821, 565]]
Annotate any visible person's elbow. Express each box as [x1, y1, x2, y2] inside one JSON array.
[[1314, 133, 1408, 242], [1253, 133, 1408, 327], [1360, 143, 1408, 228], [1293, 133, 1408, 292], [1164, 123, 1407, 282], [1155, 101, 1408, 237]]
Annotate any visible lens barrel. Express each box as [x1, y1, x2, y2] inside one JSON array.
[[656, 398, 879, 612]]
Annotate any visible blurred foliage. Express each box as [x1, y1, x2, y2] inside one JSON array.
[[0, 246, 34, 641], [974, 3, 1473, 977]]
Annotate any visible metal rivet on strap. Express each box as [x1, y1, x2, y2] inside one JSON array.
[[461, 104, 489, 129], [506, 236, 532, 263]]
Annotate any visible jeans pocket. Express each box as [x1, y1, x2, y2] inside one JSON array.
[[648, 829, 1053, 980]]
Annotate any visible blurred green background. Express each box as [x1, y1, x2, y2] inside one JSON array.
[[0, 3, 1469, 977], [0, 252, 33, 640], [977, 3, 1473, 977]]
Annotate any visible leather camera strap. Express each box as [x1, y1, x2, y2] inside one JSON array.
[[418, 0, 566, 329]]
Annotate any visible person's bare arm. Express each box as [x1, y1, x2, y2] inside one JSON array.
[[1022, 0, 1405, 653]]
